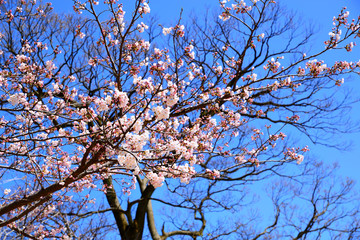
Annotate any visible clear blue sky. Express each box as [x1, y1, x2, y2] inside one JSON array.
[[284, 1, 360, 180], [52, 0, 360, 179], [50, 0, 360, 181], [49, 0, 360, 237], [155, 0, 360, 180]]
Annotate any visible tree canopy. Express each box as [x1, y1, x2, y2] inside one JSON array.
[[0, 0, 360, 239]]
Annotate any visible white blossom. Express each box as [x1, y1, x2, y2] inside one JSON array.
[[153, 106, 170, 120]]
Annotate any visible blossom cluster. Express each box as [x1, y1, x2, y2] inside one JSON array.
[[0, 1, 359, 237]]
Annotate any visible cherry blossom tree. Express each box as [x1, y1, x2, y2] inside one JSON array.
[[0, 0, 360, 239]]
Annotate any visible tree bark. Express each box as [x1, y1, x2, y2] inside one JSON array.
[[104, 176, 155, 240]]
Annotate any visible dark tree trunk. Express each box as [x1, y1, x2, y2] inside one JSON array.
[[103, 177, 155, 240]]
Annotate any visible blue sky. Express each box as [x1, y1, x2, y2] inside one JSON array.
[[45, 0, 360, 237], [285, 1, 360, 180], [155, 0, 360, 180], [51, 0, 360, 185]]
